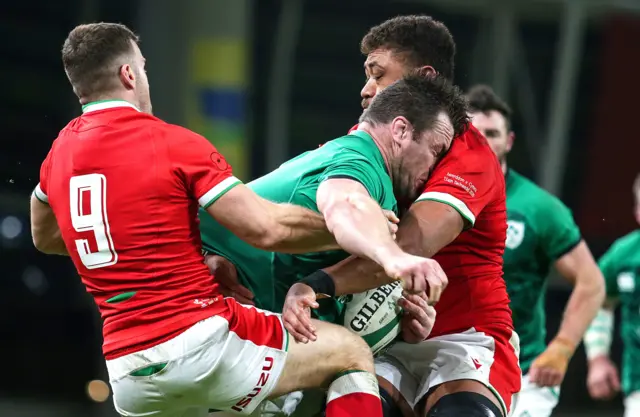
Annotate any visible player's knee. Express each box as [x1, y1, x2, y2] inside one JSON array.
[[332, 325, 375, 373], [425, 392, 502, 417]]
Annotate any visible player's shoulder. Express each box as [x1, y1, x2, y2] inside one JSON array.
[[323, 130, 380, 159], [439, 124, 500, 170], [508, 170, 567, 209], [607, 230, 640, 256]]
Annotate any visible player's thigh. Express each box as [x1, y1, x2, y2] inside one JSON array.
[[385, 327, 520, 416], [269, 318, 374, 398], [508, 375, 559, 417], [374, 353, 419, 417], [624, 391, 640, 417]]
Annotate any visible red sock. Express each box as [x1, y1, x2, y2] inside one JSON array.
[[325, 370, 382, 417]]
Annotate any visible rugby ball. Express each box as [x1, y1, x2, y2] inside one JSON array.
[[338, 282, 404, 355]]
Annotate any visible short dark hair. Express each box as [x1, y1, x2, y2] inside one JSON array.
[[360, 74, 469, 139], [360, 15, 456, 81], [62, 22, 139, 98], [466, 84, 512, 128]]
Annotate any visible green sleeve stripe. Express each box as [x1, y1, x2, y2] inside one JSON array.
[[415, 191, 476, 226], [33, 183, 49, 204], [550, 236, 582, 261], [199, 176, 242, 209]]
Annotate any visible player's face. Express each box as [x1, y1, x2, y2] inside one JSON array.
[[469, 110, 513, 163], [131, 42, 152, 114], [391, 114, 454, 202], [361, 49, 406, 109]]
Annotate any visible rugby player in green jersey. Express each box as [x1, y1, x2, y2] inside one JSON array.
[[199, 74, 467, 320], [466, 85, 605, 417], [585, 174, 640, 417]]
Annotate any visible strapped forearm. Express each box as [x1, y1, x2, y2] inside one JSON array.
[[584, 307, 615, 359]]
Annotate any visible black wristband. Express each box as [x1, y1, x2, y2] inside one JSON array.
[[300, 270, 335, 298]]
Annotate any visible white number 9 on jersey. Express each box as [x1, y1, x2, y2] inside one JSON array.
[[70, 174, 118, 269]]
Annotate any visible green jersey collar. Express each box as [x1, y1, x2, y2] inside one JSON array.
[[82, 100, 140, 114]]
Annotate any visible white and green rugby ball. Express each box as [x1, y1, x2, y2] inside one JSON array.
[[338, 281, 404, 355]]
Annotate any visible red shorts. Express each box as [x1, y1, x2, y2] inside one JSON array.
[[374, 325, 521, 415]]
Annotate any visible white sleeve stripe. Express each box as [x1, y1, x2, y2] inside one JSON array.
[[415, 191, 476, 225], [198, 176, 242, 207], [33, 183, 49, 203]]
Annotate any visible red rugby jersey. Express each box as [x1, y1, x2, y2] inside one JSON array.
[[415, 125, 511, 336], [35, 100, 241, 359]]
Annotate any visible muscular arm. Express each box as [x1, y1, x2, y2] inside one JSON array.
[[315, 178, 402, 267], [206, 184, 339, 253], [325, 200, 464, 295], [553, 241, 606, 348], [30, 195, 68, 255]]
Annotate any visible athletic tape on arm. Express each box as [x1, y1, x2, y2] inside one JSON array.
[[584, 308, 614, 359]]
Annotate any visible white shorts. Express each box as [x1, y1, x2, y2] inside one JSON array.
[[375, 326, 521, 415], [107, 303, 288, 417], [508, 374, 559, 417], [624, 391, 640, 417]]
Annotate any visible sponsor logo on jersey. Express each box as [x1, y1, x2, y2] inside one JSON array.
[[505, 220, 525, 249], [617, 272, 635, 292], [350, 282, 400, 332], [231, 356, 274, 412], [471, 357, 482, 370]]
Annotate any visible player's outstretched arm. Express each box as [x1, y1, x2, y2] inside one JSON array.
[[206, 184, 339, 253], [30, 194, 68, 255], [323, 200, 461, 302], [316, 178, 404, 268]]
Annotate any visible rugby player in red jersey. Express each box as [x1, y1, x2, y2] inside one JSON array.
[[28, 22, 449, 417], [284, 15, 521, 417]]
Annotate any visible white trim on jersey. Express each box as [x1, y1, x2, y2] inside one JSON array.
[[33, 183, 49, 204], [415, 191, 476, 225], [198, 176, 242, 208], [82, 100, 140, 114]]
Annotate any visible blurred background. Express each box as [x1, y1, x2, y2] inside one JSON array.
[[0, 0, 638, 415]]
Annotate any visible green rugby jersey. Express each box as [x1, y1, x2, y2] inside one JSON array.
[[598, 230, 640, 395], [503, 169, 582, 373], [199, 130, 398, 319]]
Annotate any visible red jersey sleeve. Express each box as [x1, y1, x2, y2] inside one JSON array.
[[168, 126, 242, 208], [416, 131, 499, 227], [33, 148, 53, 204]]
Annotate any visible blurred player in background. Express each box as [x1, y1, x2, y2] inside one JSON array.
[[584, 173, 640, 417], [285, 16, 520, 417], [26, 22, 458, 417], [466, 84, 605, 417]]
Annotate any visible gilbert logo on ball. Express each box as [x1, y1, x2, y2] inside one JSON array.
[[339, 281, 403, 355]]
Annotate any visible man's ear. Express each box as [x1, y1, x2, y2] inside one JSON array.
[[415, 66, 436, 78], [119, 64, 136, 90], [507, 131, 515, 153], [390, 116, 412, 146]]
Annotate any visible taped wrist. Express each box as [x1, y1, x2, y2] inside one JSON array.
[[584, 308, 614, 360], [300, 270, 335, 298]]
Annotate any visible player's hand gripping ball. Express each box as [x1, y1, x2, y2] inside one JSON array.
[[382, 255, 447, 304], [529, 337, 575, 387]]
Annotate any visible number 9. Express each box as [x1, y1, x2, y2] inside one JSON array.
[[70, 174, 118, 269]]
